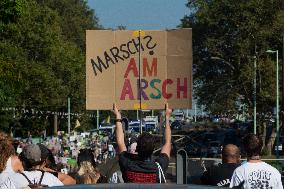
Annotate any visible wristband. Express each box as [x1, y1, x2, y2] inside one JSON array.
[[115, 119, 122, 123]]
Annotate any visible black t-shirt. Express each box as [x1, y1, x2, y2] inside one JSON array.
[[119, 151, 169, 183], [201, 163, 240, 187]]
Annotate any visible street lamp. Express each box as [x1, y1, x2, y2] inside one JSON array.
[[253, 56, 257, 135], [266, 49, 279, 158]]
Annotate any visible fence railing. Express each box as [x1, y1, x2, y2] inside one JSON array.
[[175, 153, 284, 185]]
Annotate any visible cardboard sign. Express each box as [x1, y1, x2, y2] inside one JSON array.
[[86, 29, 192, 110]]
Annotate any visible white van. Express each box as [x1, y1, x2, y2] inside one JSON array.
[[174, 111, 185, 122]]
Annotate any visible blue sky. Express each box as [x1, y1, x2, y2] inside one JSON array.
[[87, 0, 189, 30]]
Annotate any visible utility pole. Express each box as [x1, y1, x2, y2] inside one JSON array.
[[194, 104, 197, 122], [266, 50, 280, 158], [138, 30, 143, 134], [282, 36, 284, 156], [276, 50, 279, 158], [68, 97, 71, 134], [253, 56, 257, 134], [96, 110, 99, 129], [137, 110, 139, 120]]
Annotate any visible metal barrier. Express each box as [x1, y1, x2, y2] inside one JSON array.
[[176, 149, 188, 184], [51, 184, 217, 189], [175, 157, 284, 185]]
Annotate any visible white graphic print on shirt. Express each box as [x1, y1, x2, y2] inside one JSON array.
[[230, 162, 283, 189], [248, 170, 272, 188]]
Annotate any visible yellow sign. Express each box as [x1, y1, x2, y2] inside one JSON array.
[[133, 103, 148, 110], [132, 30, 146, 37]]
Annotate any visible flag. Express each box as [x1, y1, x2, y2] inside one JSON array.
[[75, 119, 81, 129], [102, 115, 111, 124], [106, 115, 110, 124]]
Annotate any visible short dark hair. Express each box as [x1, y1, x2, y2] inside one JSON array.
[[38, 144, 56, 170], [222, 144, 240, 163], [242, 133, 262, 157], [136, 132, 155, 159]]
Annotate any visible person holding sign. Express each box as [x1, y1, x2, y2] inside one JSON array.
[[112, 103, 172, 183]]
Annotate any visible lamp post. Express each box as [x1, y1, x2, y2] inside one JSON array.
[[68, 97, 70, 134], [253, 56, 257, 134], [266, 49, 279, 158]]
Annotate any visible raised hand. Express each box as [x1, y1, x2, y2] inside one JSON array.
[[112, 103, 121, 119], [165, 103, 172, 119]]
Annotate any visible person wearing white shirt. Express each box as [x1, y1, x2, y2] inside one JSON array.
[[0, 132, 23, 189], [11, 170, 63, 188], [11, 144, 63, 188], [230, 133, 283, 189]]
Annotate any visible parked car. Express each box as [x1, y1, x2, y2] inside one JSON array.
[[273, 137, 283, 154], [274, 144, 282, 151], [171, 120, 182, 130], [202, 132, 218, 145], [128, 120, 145, 133]]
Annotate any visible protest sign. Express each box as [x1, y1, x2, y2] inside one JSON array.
[[86, 29, 192, 110]]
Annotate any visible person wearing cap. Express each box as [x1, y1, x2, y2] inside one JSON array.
[[10, 144, 64, 188], [37, 144, 76, 185]]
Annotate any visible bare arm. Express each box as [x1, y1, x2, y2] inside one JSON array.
[[58, 172, 76, 185], [160, 103, 172, 158], [113, 104, 127, 153], [41, 167, 76, 185]]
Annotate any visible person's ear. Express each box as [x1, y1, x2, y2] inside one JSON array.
[[237, 155, 241, 163]]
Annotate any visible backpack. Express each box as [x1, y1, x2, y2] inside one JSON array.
[[20, 170, 48, 188]]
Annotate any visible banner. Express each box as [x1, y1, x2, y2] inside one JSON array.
[[86, 29, 192, 110]]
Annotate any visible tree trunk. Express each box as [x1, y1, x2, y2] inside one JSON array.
[[266, 123, 276, 156], [53, 113, 58, 136], [262, 121, 267, 152]]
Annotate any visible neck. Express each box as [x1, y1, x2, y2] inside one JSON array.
[[31, 165, 42, 170], [224, 160, 238, 164], [248, 155, 261, 162]]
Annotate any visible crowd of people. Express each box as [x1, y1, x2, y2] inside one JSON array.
[[0, 103, 172, 188], [0, 103, 283, 188]]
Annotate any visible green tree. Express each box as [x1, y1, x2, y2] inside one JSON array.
[[181, 0, 284, 114], [180, 0, 284, 154], [36, 0, 100, 51], [0, 0, 101, 135], [0, 0, 24, 23]]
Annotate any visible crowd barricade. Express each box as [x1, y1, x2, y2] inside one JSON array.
[[176, 154, 284, 184], [176, 149, 188, 184], [51, 183, 218, 189]]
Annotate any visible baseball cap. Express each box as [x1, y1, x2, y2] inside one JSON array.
[[22, 144, 42, 162]]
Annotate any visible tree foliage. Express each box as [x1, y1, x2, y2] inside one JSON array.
[[181, 0, 284, 115], [36, 0, 100, 51], [0, 0, 100, 134]]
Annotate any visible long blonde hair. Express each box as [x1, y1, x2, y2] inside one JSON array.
[[77, 161, 100, 184]]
